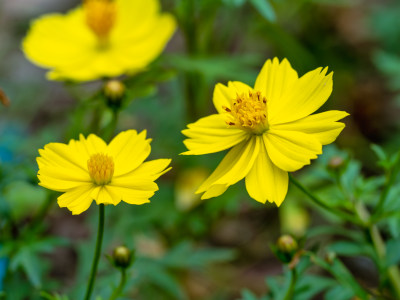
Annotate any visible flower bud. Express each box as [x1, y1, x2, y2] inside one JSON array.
[[277, 235, 298, 254], [328, 156, 344, 170], [112, 246, 133, 269], [104, 80, 125, 101], [325, 251, 336, 264]]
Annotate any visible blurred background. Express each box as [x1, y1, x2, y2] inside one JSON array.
[[1, 0, 400, 299]]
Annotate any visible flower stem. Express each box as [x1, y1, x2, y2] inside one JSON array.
[[84, 204, 105, 300], [282, 268, 297, 300], [109, 269, 127, 300], [288, 175, 362, 225], [355, 202, 400, 298]]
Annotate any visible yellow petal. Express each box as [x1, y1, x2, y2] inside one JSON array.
[[109, 158, 170, 202], [269, 67, 333, 124], [113, 14, 176, 65], [273, 110, 349, 145], [23, 9, 94, 69], [254, 58, 298, 116], [182, 114, 248, 155], [108, 130, 152, 176], [106, 185, 153, 205], [95, 186, 116, 205], [264, 129, 322, 172], [114, 0, 160, 35], [38, 140, 88, 171], [79, 133, 107, 155], [245, 136, 288, 206], [201, 184, 228, 200], [37, 141, 91, 192], [213, 81, 253, 113], [197, 137, 260, 197], [57, 184, 95, 215]]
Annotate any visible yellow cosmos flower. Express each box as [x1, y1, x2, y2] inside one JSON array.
[[182, 58, 349, 206], [37, 130, 171, 215], [23, 0, 176, 81]]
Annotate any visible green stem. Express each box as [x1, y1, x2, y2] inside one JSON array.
[[289, 175, 362, 226], [109, 269, 127, 300], [102, 109, 120, 142], [282, 268, 297, 300], [355, 202, 400, 298], [84, 204, 105, 300]]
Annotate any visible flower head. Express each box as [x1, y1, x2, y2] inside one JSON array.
[[37, 130, 171, 214], [182, 58, 348, 206], [23, 0, 176, 81]]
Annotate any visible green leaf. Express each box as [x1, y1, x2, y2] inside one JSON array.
[[295, 276, 336, 300], [161, 241, 236, 269], [386, 239, 400, 267], [328, 241, 376, 261], [308, 254, 368, 299], [10, 249, 42, 288], [240, 289, 260, 300], [249, 0, 276, 22], [166, 54, 260, 84]]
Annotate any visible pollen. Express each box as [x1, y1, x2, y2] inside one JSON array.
[[87, 153, 114, 185], [225, 90, 269, 134], [84, 0, 116, 44]]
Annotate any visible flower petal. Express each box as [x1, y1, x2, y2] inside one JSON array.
[[37, 141, 91, 192], [182, 114, 248, 155], [201, 185, 228, 200], [111, 158, 171, 188], [22, 9, 94, 70], [108, 158, 170, 204], [269, 67, 333, 124], [79, 134, 107, 156], [254, 58, 298, 116], [273, 110, 349, 145], [106, 185, 154, 205], [108, 130, 152, 176], [212, 81, 253, 113], [264, 129, 322, 172], [197, 137, 260, 199], [57, 184, 95, 215], [95, 186, 116, 205], [245, 136, 288, 206]]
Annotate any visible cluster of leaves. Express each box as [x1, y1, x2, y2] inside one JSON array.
[[239, 145, 400, 299]]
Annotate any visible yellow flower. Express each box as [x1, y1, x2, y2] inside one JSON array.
[[182, 58, 348, 206], [23, 0, 176, 82], [37, 130, 171, 214]]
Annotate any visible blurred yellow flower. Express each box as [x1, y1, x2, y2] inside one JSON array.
[[37, 130, 171, 214], [23, 0, 176, 81], [182, 58, 348, 206]]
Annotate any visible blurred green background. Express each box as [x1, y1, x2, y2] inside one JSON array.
[[1, 0, 400, 299]]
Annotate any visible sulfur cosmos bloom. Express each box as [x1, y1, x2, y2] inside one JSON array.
[[23, 0, 176, 81], [37, 130, 171, 215], [182, 58, 348, 206]]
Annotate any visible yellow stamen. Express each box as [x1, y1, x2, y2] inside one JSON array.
[[225, 90, 269, 134], [87, 153, 114, 185], [84, 0, 116, 45]]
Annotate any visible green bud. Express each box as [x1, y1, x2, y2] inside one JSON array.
[[325, 251, 336, 264], [104, 80, 125, 101], [277, 235, 298, 254], [112, 246, 133, 269]]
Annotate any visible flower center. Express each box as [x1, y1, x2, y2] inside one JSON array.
[[84, 0, 116, 46], [87, 153, 114, 185], [224, 90, 269, 134]]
